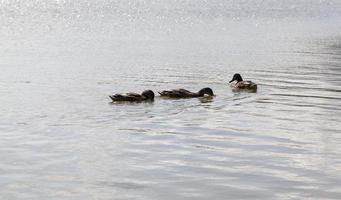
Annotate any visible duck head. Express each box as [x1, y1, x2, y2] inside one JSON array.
[[229, 73, 243, 83], [198, 87, 214, 97], [142, 90, 155, 100]]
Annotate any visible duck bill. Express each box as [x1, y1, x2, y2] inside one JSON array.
[[229, 79, 234, 83]]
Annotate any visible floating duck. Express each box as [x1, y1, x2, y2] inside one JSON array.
[[159, 88, 214, 98], [109, 90, 155, 102], [229, 73, 257, 92]]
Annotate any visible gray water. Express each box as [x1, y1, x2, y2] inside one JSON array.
[[1, 0, 341, 199]]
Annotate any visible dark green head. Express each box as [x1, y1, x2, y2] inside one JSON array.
[[142, 90, 155, 100], [198, 87, 214, 97], [229, 73, 243, 83]]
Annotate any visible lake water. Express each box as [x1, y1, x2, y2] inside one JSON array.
[[1, 0, 341, 199]]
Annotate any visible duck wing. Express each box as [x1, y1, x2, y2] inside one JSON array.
[[176, 89, 191, 93], [176, 89, 197, 97], [231, 81, 257, 92], [236, 81, 256, 88], [159, 90, 180, 98], [125, 92, 142, 97], [159, 89, 196, 98], [109, 92, 143, 102]]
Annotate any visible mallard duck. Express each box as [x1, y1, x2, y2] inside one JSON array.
[[109, 90, 155, 102], [159, 88, 214, 98], [229, 73, 257, 92]]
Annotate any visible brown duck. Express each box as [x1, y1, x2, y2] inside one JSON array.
[[109, 90, 155, 102], [159, 88, 214, 98], [229, 73, 257, 92]]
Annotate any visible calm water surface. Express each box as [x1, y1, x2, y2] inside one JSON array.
[[1, 0, 341, 199]]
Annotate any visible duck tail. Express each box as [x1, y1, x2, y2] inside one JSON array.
[[109, 95, 115, 101]]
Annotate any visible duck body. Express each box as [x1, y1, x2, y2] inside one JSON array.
[[109, 90, 155, 102], [159, 88, 214, 98], [230, 81, 257, 92], [229, 73, 257, 92]]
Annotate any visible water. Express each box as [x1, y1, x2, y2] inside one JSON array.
[[1, 0, 341, 199]]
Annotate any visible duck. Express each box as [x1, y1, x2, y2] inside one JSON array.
[[109, 90, 155, 102], [159, 88, 214, 98], [229, 73, 257, 92]]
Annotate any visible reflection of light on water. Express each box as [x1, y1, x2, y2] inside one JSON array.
[[1, 0, 341, 199]]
